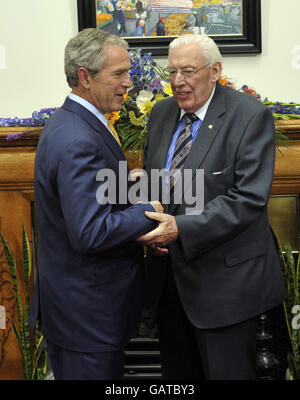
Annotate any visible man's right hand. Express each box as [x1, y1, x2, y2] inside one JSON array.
[[149, 201, 164, 213]]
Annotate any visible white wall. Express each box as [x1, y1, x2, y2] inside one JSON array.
[[0, 0, 299, 118], [222, 0, 300, 103], [0, 0, 78, 118]]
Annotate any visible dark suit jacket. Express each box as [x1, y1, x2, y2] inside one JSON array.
[[144, 82, 286, 329], [29, 97, 156, 352]]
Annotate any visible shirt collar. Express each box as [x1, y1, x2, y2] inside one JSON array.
[[68, 92, 108, 128], [180, 85, 216, 122]]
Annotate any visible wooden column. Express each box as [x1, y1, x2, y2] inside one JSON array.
[[0, 127, 40, 379]]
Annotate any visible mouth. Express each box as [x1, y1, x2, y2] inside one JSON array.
[[114, 94, 125, 103], [176, 90, 192, 99]]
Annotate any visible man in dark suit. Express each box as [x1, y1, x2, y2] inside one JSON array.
[[137, 34, 287, 379], [29, 28, 163, 380]]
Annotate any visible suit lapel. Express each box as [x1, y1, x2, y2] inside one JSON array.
[[185, 83, 226, 170], [62, 97, 125, 162]]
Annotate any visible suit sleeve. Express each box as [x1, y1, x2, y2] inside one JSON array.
[[57, 138, 156, 254], [175, 106, 276, 261]]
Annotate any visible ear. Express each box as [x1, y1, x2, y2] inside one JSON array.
[[77, 67, 91, 89], [210, 61, 223, 83]]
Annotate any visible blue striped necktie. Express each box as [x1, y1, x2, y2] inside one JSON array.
[[169, 113, 199, 195]]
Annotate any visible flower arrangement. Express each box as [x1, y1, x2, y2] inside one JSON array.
[[1, 108, 57, 142], [0, 108, 57, 128], [1, 50, 300, 151], [219, 77, 300, 148], [219, 77, 300, 119]]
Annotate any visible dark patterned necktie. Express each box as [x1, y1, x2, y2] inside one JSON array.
[[169, 113, 199, 197]]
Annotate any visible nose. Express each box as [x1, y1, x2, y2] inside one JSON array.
[[173, 72, 185, 87], [123, 72, 132, 88]]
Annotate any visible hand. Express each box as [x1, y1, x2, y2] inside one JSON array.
[[149, 201, 164, 213], [137, 212, 178, 247], [148, 246, 169, 257]]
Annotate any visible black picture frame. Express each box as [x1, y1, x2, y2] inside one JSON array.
[[77, 0, 261, 55]]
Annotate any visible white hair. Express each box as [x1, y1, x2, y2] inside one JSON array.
[[169, 34, 223, 66]]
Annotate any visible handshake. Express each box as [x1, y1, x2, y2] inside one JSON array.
[[130, 171, 178, 255], [136, 200, 178, 256]]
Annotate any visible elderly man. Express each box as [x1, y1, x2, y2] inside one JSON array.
[[29, 28, 162, 380], [138, 34, 286, 380]]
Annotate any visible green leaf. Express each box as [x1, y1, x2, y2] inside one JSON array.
[[22, 226, 33, 377], [295, 251, 300, 306], [275, 130, 290, 151], [279, 241, 300, 379], [12, 320, 22, 349], [0, 231, 24, 346], [32, 334, 47, 380]]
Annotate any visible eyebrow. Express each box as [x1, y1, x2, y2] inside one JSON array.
[[108, 68, 129, 76], [113, 65, 131, 73]]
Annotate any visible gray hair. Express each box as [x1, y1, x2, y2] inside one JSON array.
[[64, 28, 129, 88], [169, 34, 223, 66]]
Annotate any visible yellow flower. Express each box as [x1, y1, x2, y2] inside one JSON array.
[[105, 94, 127, 124], [155, 94, 165, 102], [219, 76, 228, 86], [105, 110, 120, 124], [161, 81, 173, 96], [129, 111, 144, 127]]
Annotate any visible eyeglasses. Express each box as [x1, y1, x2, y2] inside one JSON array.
[[166, 63, 210, 79]]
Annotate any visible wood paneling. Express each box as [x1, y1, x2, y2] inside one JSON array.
[[0, 127, 37, 379], [273, 139, 300, 194], [272, 121, 300, 194]]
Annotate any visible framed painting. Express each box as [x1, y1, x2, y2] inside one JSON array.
[[77, 0, 261, 55]]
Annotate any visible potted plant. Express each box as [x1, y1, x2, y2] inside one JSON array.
[[0, 226, 47, 379], [278, 241, 300, 379]]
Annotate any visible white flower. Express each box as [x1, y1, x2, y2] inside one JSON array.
[[136, 90, 155, 114]]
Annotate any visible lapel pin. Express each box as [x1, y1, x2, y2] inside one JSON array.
[[208, 124, 213, 130]]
